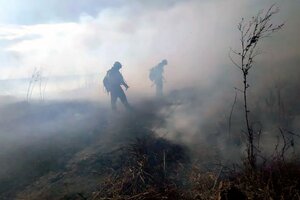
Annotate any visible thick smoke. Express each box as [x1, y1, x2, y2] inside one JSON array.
[[0, 0, 300, 197], [0, 1, 270, 95]]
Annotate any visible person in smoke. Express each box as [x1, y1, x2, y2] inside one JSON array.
[[149, 59, 168, 97], [103, 61, 131, 111]]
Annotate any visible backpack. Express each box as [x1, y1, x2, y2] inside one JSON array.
[[149, 67, 156, 82], [103, 70, 111, 93]]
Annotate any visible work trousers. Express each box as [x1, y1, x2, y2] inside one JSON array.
[[110, 86, 130, 110]]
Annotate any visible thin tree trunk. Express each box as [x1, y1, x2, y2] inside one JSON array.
[[243, 73, 255, 168]]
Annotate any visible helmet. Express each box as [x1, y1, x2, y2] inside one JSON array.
[[161, 59, 168, 65], [113, 61, 122, 69]]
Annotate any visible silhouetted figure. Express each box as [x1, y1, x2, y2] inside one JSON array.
[[103, 61, 131, 111], [149, 59, 168, 97]]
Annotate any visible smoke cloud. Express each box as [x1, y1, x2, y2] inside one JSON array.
[[0, 0, 297, 98], [0, 0, 300, 196]]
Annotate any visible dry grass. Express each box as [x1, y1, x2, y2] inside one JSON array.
[[90, 134, 300, 200], [231, 160, 300, 199], [91, 134, 189, 200]]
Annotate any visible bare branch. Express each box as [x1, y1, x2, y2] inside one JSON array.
[[228, 91, 237, 136], [228, 51, 242, 70], [234, 87, 244, 93], [229, 4, 284, 169]]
